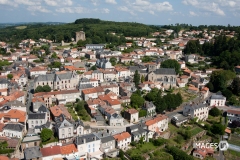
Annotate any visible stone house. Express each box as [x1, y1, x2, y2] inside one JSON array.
[[148, 68, 177, 88], [124, 109, 139, 123]]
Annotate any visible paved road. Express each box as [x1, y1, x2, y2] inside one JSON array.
[[26, 80, 34, 114], [228, 144, 240, 152]]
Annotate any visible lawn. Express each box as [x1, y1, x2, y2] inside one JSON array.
[[173, 88, 197, 102], [126, 142, 157, 156], [228, 134, 240, 146], [169, 123, 180, 133], [67, 107, 79, 121], [190, 127, 204, 136], [15, 26, 27, 29], [224, 149, 240, 160]]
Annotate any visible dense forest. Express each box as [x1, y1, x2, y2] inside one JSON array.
[[184, 35, 240, 70], [0, 18, 159, 45]]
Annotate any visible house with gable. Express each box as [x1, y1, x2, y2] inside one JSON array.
[[148, 68, 177, 89], [183, 103, 209, 121], [124, 109, 139, 123], [34, 71, 79, 91], [75, 133, 103, 160], [113, 132, 131, 151]]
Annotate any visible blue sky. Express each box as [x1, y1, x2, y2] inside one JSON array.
[[1, 0, 240, 26]]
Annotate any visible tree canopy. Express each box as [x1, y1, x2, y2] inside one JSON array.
[[133, 70, 140, 88], [209, 107, 221, 117], [161, 59, 181, 74], [40, 128, 53, 142], [35, 85, 51, 93], [130, 93, 145, 109]]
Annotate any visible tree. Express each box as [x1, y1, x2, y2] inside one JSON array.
[[206, 82, 214, 92], [231, 77, 240, 96], [130, 93, 145, 108], [49, 61, 62, 69], [7, 74, 13, 80], [142, 56, 153, 62], [133, 70, 140, 88], [42, 85, 51, 92], [211, 123, 225, 135], [110, 57, 117, 66], [131, 155, 144, 160], [139, 110, 147, 117], [51, 52, 57, 59], [35, 85, 51, 93], [232, 120, 240, 128], [40, 128, 53, 142], [221, 89, 232, 100], [90, 65, 97, 70], [141, 75, 145, 83], [161, 59, 181, 74], [209, 107, 221, 117], [34, 86, 44, 93]]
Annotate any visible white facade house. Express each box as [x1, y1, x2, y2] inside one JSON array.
[[75, 133, 102, 159], [183, 103, 209, 121], [113, 132, 131, 150], [227, 109, 240, 124], [210, 93, 226, 107], [27, 113, 48, 129], [1, 123, 25, 138]]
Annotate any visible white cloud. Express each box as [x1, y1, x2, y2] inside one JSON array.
[[0, 0, 18, 7], [119, 0, 173, 15], [91, 0, 98, 6], [134, 0, 150, 6], [105, 0, 117, 4], [182, 0, 227, 16], [27, 5, 51, 13], [118, 6, 136, 15], [44, 0, 72, 6], [56, 6, 90, 13], [93, 8, 110, 13], [189, 11, 198, 16], [14, 0, 41, 6]]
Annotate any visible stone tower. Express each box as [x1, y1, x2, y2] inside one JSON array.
[[75, 31, 86, 42]]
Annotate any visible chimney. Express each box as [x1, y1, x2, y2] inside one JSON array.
[[94, 136, 96, 141], [83, 138, 86, 144]]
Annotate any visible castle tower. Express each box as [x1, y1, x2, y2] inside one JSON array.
[[76, 31, 86, 42]]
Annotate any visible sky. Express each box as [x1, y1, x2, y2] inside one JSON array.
[[1, 0, 240, 26]]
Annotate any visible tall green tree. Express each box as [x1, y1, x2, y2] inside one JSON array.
[[231, 77, 240, 96], [161, 59, 181, 74], [130, 93, 145, 108], [109, 57, 117, 66], [133, 70, 140, 88], [40, 128, 53, 142], [7, 74, 13, 80]]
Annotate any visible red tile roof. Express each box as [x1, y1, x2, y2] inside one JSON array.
[[41, 146, 61, 157], [113, 132, 131, 142], [60, 144, 78, 155]]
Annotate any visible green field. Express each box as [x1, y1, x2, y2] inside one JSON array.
[[15, 26, 27, 29]]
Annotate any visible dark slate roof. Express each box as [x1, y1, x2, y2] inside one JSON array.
[[24, 146, 42, 159], [153, 68, 176, 75], [0, 78, 9, 84], [129, 66, 147, 72], [79, 84, 93, 90], [93, 131, 110, 139], [3, 123, 24, 132], [75, 133, 100, 145], [101, 136, 115, 143], [35, 74, 55, 82], [73, 120, 84, 129], [56, 72, 73, 80], [28, 113, 46, 119], [80, 78, 90, 83], [186, 103, 207, 110], [38, 105, 49, 113]]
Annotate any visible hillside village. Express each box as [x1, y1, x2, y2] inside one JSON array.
[[0, 27, 240, 160]]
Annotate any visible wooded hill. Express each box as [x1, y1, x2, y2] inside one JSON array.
[[0, 18, 160, 44]]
